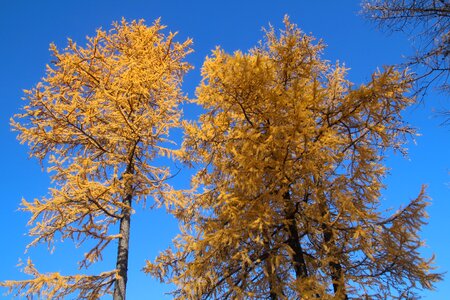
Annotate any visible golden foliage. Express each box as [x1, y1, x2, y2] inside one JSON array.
[[2, 258, 115, 299], [146, 17, 441, 299], [3, 18, 191, 299]]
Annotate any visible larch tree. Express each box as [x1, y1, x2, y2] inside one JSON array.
[[146, 18, 441, 299], [1, 19, 191, 299], [363, 0, 450, 94]]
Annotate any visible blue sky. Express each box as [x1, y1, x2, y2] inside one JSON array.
[[0, 1, 449, 299]]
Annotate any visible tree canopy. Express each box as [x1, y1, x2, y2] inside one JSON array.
[[146, 18, 441, 299], [2, 19, 191, 299], [2, 15, 442, 300]]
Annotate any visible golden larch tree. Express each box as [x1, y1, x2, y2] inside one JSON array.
[[2, 19, 191, 299], [146, 18, 441, 299]]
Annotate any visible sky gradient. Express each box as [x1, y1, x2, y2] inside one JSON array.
[[1, 1, 449, 299]]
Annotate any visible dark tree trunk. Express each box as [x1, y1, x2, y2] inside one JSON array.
[[283, 192, 309, 280], [286, 214, 309, 280], [269, 290, 277, 300], [113, 193, 132, 300], [263, 231, 279, 300], [319, 204, 348, 300], [266, 259, 278, 300]]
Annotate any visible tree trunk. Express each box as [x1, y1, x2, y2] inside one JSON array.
[[263, 230, 279, 300], [113, 153, 135, 300], [113, 192, 132, 300], [265, 258, 278, 300], [283, 192, 309, 280], [319, 203, 348, 300]]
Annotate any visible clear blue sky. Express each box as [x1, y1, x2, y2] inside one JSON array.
[[0, 1, 449, 299]]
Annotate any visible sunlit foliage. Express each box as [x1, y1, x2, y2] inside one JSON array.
[[2, 18, 191, 299], [146, 18, 441, 299]]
